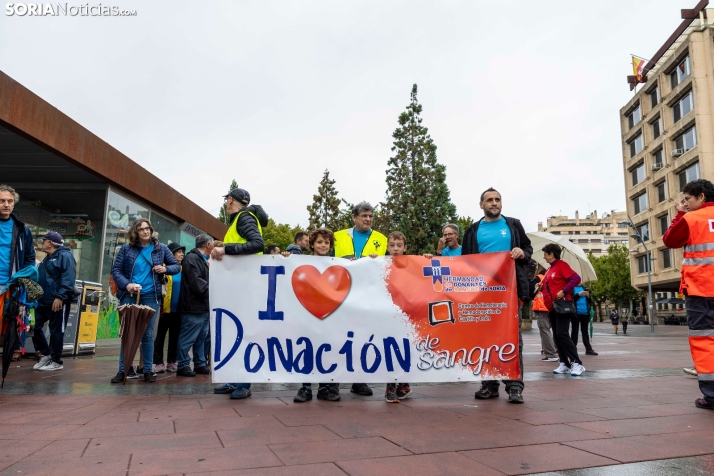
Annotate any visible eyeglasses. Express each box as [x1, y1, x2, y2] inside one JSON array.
[[443, 233, 455, 237], [137, 227, 151, 232]]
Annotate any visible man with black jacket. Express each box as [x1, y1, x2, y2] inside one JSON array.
[[463, 187, 532, 404], [176, 234, 214, 377], [34, 231, 76, 371], [211, 187, 268, 399]]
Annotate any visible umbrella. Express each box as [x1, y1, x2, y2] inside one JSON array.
[[117, 290, 156, 384], [656, 297, 685, 305], [527, 231, 598, 283]]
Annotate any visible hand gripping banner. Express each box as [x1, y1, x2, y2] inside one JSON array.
[[210, 253, 521, 383]]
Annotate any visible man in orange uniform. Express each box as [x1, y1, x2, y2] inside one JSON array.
[[663, 179, 714, 410]]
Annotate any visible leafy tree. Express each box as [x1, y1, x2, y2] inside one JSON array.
[[588, 245, 640, 320], [456, 216, 474, 244], [381, 84, 457, 254], [307, 169, 342, 231], [217, 179, 238, 224], [338, 199, 355, 231], [262, 219, 305, 253]]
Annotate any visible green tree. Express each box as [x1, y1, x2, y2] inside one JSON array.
[[217, 179, 238, 224], [456, 216, 474, 243], [307, 169, 342, 231], [588, 245, 640, 319], [262, 219, 305, 252], [338, 199, 355, 231], [381, 84, 457, 254]]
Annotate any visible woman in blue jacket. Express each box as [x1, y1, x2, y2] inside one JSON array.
[[110, 219, 179, 383]]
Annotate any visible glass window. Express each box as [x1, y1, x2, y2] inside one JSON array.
[[673, 91, 693, 123], [674, 126, 697, 153], [653, 149, 664, 167], [651, 117, 662, 139], [650, 87, 659, 108], [629, 134, 644, 158], [631, 164, 645, 186], [618, 222, 628, 228], [659, 214, 669, 236], [637, 255, 650, 274], [149, 210, 181, 248], [628, 105, 642, 129], [633, 193, 648, 215], [670, 56, 691, 89], [656, 181, 667, 203], [678, 161, 701, 191], [661, 249, 672, 269], [636, 222, 650, 241]]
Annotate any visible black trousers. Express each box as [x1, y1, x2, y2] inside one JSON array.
[[622, 321, 628, 334], [32, 304, 69, 364], [550, 311, 581, 366], [570, 314, 594, 352], [154, 312, 182, 364], [482, 315, 525, 393], [685, 296, 714, 404]]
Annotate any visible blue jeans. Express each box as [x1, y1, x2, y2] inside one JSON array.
[[177, 312, 209, 370], [118, 293, 160, 373]]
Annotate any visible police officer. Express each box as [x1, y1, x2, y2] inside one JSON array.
[[664, 179, 714, 410]]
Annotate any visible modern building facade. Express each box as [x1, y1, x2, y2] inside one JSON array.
[[537, 210, 630, 256], [619, 3, 714, 302], [0, 70, 227, 339]]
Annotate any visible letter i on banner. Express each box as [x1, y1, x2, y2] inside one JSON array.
[[259, 266, 284, 320]]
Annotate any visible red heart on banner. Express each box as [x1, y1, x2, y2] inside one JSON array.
[[292, 265, 351, 319]]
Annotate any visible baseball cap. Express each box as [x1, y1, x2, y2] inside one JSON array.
[[41, 231, 64, 246], [223, 188, 250, 205]]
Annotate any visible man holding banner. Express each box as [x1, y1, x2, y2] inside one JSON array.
[[334, 201, 388, 396], [462, 187, 532, 404]]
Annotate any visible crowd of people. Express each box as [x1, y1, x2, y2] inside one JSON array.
[[2, 178, 714, 411]]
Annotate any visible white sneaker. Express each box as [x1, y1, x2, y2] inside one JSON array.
[[571, 363, 585, 376], [33, 356, 52, 370], [553, 363, 571, 374], [39, 361, 63, 371], [683, 367, 698, 376]]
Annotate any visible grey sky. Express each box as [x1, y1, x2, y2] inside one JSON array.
[[0, 0, 690, 232]]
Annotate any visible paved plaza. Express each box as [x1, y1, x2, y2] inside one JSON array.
[[1, 323, 714, 475]]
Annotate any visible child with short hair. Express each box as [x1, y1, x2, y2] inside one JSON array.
[[291, 227, 341, 403], [385, 231, 412, 403]]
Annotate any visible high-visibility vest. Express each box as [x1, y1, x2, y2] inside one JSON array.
[[334, 228, 388, 258], [532, 274, 548, 312], [224, 210, 263, 255], [680, 207, 714, 297]]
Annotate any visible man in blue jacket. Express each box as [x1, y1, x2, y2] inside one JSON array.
[[34, 232, 77, 371]]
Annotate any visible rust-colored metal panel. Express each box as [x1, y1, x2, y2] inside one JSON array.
[[0, 70, 227, 239]]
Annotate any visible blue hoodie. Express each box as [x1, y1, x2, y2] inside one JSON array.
[[38, 246, 77, 306]]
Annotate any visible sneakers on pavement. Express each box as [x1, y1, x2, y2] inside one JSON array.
[[154, 363, 166, 373], [294, 386, 313, 403], [39, 361, 63, 371], [126, 367, 139, 379], [570, 363, 586, 376], [110, 371, 126, 383], [33, 355, 52, 370], [683, 367, 698, 376], [230, 388, 252, 400], [541, 356, 559, 362], [166, 363, 178, 372], [385, 384, 399, 403], [194, 365, 210, 375], [553, 363, 571, 374], [508, 389, 524, 404], [397, 384, 412, 400], [586, 350, 599, 356], [474, 386, 499, 399], [695, 398, 714, 409], [176, 367, 196, 377], [214, 383, 238, 394], [350, 384, 373, 396], [317, 385, 340, 401], [144, 372, 156, 382]]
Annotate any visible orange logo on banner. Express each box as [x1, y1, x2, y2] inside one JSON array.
[[292, 265, 351, 319], [386, 253, 521, 379]]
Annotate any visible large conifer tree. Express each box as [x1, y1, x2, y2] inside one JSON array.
[[307, 169, 342, 231], [382, 84, 457, 254], [218, 179, 238, 224]]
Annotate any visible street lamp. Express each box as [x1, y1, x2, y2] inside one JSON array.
[[628, 216, 655, 334]]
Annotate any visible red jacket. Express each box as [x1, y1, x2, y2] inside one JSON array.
[[662, 202, 714, 249], [542, 259, 581, 311]]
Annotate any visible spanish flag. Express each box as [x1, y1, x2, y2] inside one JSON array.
[[632, 56, 646, 82]]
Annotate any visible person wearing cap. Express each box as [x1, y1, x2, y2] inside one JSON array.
[[211, 188, 269, 399], [33, 231, 76, 371], [153, 242, 186, 373]]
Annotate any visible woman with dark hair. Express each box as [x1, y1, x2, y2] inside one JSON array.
[[109, 218, 179, 383], [538, 243, 585, 376]]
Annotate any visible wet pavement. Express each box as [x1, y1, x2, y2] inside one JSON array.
[[1, 322, 713, 475]]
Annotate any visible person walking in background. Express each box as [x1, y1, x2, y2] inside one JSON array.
[[621, 312, 629, 335], [436, 223, 462, 256], [530, 261, 558, 362], [176, 234, 213, 378], [267, 244, 281, 254], [211, 187, 268, 400], [110, 218, 179, 383], [154, 242, 185, 373], [33, 231, 76, 371], [463, 187, 532, 404], [572, 285, 598, 355], [610, 310, 619, 334], [540, 243, 585, 376], [663, 178, 714, 410], [285, 232, 309, 255]]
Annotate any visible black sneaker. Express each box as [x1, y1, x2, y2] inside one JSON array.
[[137, 367, 144, 374], [586, 350, 599, 356], [508, 389, 524, 404], [350, 383, 373, 396], [294, 386, 313, 403], [126, 367, 139, 379], [144, 372, 156, 382], [396, 384, 412, 400], [695, 398, 714, 409], [318, 385, 340, 401], [385, 385, 399, 403], [110, 371, 125, 384], [194, 366, 210, 375], [474, 386, 499, 399], [176, 367, 196, 377]]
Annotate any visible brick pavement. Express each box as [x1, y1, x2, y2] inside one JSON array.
[[1, 323, 713, 475]]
